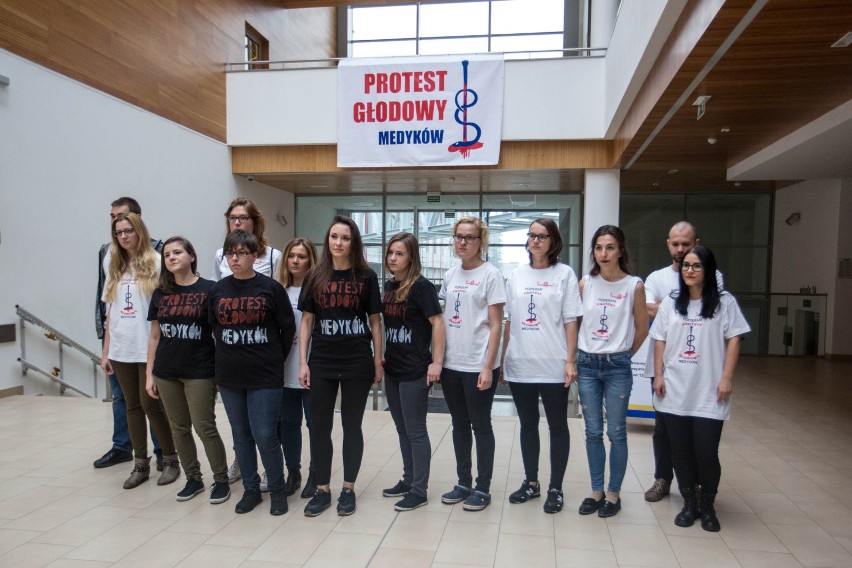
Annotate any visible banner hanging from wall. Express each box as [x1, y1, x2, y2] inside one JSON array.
[[337, 54, 504, 168]]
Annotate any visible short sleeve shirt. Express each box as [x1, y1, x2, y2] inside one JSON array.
[[383, 276, 442, 380]]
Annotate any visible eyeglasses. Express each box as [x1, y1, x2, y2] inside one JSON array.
[[452, 234, 481, 244], [227, 215, 252, 223], [682, 262, 704, 272], [114, 228, 135, 238], [225, 250, 252, 259], [527, 233, 550, 243]]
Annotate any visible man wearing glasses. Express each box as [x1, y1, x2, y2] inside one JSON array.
[[93, 197, 165, 470], [643, 221, 723, 502]]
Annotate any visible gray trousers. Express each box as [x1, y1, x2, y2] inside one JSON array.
[[384, 375, 431, 498]]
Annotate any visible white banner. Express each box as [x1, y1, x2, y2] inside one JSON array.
[[337, 55, 504, 168]]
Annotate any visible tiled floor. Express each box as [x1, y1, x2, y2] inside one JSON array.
[[1, 357, 851, 567]]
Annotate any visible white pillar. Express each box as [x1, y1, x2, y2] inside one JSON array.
[[583, 169, 620, 275], [589, 0, 621, 47]]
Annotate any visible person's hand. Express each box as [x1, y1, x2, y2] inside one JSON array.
[[299, 363, 311, 389], [101, 356, 113, 376], [373, 358, 384, 384], [564, 361, 577, 388], [653, 376, 666, 398], [498, 368, 506, 385], [717, 376, 733, 402], [477, 368, 493, 391], [427, 362, 442, 385], [145, 375, 159, 399]]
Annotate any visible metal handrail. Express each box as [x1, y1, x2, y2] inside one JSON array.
[[225, 47, 607, 72], [16, 305, 104, 399]]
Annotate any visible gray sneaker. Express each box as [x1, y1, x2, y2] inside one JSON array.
[[227, 460, 241, 485], [644, 478, 671, 502]]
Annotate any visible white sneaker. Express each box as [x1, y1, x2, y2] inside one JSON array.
[[260, 471, 269, 492], [227, 460, 241, 485]]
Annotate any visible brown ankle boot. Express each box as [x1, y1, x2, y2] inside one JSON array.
[[124, 457, 151, 489], [158, 454, 181, 486]]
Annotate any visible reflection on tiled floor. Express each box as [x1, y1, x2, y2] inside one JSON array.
[[1, 357, 851, 567]]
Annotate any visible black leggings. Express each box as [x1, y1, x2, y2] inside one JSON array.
[[509, 382, 570, 490], [309, 376, 374, 487], [659, 412, 724, 494]]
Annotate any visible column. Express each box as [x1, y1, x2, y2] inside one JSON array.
[[583, 168, 620, 275]]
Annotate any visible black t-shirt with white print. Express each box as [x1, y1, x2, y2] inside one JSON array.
[[208, 273, 296, 389], [382, 276, 442, 381], [147, 278, 216, 380], [298, 269, 382, 380]]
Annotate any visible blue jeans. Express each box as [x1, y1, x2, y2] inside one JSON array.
[[109, 371, 160, 454], [577, 350, 633, 493], [219, 386, 285, 493], [279, 387, 312, 471]]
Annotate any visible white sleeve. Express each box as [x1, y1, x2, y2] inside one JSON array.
[[212, 251, 222, 281], [485, 266, 507, 306], [504, 272, 514, 320], [644, 271, 662, 304], [561, 266, 582, 322], [439, 268, 449, 300], [721, 294, 750, 339], [649, 297, 671, 341]]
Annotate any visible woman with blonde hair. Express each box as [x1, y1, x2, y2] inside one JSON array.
[[276, 237, 319, 499], [101, 212, 178, 489], [380, 232, 445, 511], [439, 216, 506, 512]]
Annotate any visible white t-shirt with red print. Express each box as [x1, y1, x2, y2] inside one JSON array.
[[578, 273, 642, 354]]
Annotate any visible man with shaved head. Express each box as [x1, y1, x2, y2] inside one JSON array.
[[643, 222, 723, 502]]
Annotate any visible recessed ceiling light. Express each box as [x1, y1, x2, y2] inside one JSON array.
[[667, 169, 678, 175], [831, 32, 852, 48], [720, 127, 730, 133]]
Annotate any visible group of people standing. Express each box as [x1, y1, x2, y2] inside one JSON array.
[[95, 196, 749, 531]]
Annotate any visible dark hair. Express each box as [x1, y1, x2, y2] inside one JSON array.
[[589, 225, 631, 276], [223, 229, 259, 255], [675, 245, 720, 318], [158, 237, 198, 292], [224, 197, 268, 256], [385, 232, 423, 302], [111, 197, 141, 215], [526, 218, 562, 266], [304, 215, 372, 302]]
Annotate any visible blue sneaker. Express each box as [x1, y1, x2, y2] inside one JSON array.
[[462, 489, 491, 511], [441, 484, 472, 504]]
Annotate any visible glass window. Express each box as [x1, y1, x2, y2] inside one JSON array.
[[351, 5, 417, 41], [491, 0, 564, 35], [419, 37, 490, 56], [351, 40, 417, 58], [492, 35, 565, 58], [420, 2, 490, 37]]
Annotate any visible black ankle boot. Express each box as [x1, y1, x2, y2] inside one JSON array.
[[284, 468, 302, 497], [674, 487, 699, 527], [699, 492, 720, 532]]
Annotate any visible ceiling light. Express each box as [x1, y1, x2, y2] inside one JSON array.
[[667, 169, 678, 175], [831, 32, 852, 48], [692, 95, 711, 106], [720, 127, 730, 133], [707, 137, 717, 144]]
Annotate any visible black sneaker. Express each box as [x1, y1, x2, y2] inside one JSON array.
[[93, 448, 132, 469], [235, 490, 262, 514], [509, 480, 541, 504], [382, 479, 411, 498], [209, 481, 231, 504], [337, 488, 356, 516], [270, 489, 288, 516], [462, 489, 491, 511], [441, 484, 472, 504], [284, 469, 302, 497], [543, 488, 564, 514], [300, 470, 317, 499], [304, 488, 332, 517], [394, 492, 427, 511], [176, 478, 205, 502]]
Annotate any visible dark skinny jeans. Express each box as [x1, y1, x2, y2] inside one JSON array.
[[385, 374, 431, 498], [659, 412, 724, 495], [279, 386, 312, 472]]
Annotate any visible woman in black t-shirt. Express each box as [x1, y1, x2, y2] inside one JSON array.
[[298, 215, 383, 517], [380, 232, 445, 512], [146, 237, 230, 505]]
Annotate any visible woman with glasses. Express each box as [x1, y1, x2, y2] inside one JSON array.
[[101, 213, 179, 489], [212, 197, 282, 485], [380, 232, 445, 512], [439, 216, 506, 512], [276, 238, 319, 500], [145, 237, 230, 505], [651, 245, 749, 532], [298, 216, 383, 517], [577, 225, 648, 518], [500, 219, 581, 514], [208, 230, 295, 516]]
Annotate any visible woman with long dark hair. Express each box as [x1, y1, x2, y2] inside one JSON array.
[[298, 216, 383, 517], [276, 238, 319, 499], [101, 213, 178, 489], [380, 232, 445, 511], [145, 237, 230, 504], [576, 225, 648, 518], [439, 216, 506, 512], [501, 218, 581, 514], [651, 245, 749, 531]]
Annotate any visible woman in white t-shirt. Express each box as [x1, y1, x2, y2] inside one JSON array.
[[650, 245, 749, 532], [275, 238, 318, 500], [500, 218, 582, 514], [101, 212, 178, 490], [577, 225, 648, 518], [439, 216, 506, 512], [212, 197, 282, 484]]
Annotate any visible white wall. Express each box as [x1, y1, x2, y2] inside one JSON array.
[[0, 49, 294, 395], [770, 179, 851, 356]]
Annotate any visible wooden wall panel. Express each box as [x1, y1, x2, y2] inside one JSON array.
[[0, 0, 336, 141]]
